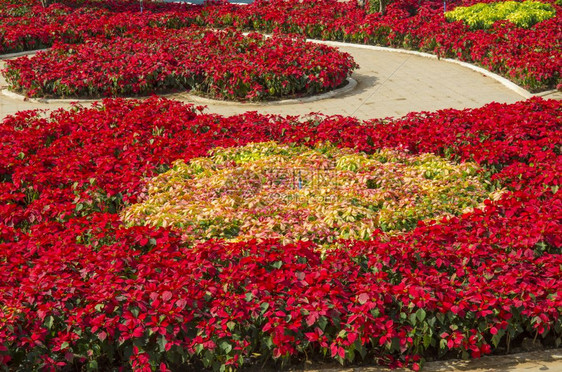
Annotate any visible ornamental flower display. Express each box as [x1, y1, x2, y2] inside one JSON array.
[[122, 142, 499, 244], [1, 0, 559, 92], [0, 0, 562, 92], [444, 0, 556, 29], [1, 0, 561, 370], [0, 97, 560, 370], [3, 27, 357, 100]]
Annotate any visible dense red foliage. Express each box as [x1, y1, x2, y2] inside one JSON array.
[[212, 0, 562, 92], [0, 1, 182, 52], [1, 0, 560, 92], [0, 97, 560, 370], [3, 27, 356, 100]]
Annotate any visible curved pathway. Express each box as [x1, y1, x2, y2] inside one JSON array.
[[0, 42, 541, 121]]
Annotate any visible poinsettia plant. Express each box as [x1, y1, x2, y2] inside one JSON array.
[[2, 27, 357, 100], [0, 97, 560, 370]]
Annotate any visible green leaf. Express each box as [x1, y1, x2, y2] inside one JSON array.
[[86, 360, 98, 371], [423, 334, 431, 348], [44, 315, 54, 330], [219, 341, 232, 354], [158, 336, 168, 352], [491, 333, 502, 348], [416, 308, 426, 323], [317, 316, 328, 331], [409, 313, 417, 326], [346, 348, 355, 362]]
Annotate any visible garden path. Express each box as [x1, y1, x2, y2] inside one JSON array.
[[0, 42, 541, 121], [287, 348, 562, 372]]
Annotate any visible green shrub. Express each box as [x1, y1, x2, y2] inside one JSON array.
[[445, 1, 556, 29], [367, 0, 393, 14]]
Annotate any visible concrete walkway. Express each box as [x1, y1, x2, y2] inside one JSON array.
[[0, 43, 539, 121], [289, 349, 562, 372]]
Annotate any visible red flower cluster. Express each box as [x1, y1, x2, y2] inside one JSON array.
[[0, 97, 560, 370], [3, 27, 356, 100], [0, 0, 197, 54]]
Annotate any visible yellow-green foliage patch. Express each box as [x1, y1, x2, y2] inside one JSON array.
[[445, 1, 556, 29], [122, 142, 501, 244]]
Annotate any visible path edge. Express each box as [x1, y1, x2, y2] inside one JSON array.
[[1, 78, 357, 106], [0, 49, 49, 60], [180, 77, 357, 106]]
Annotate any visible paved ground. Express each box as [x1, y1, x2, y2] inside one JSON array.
[[0, 44, 531, 121], [1, 42, 561, 372], [290, 349, 562, 372]]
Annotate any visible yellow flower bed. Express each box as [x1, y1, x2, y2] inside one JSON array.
[[445, 1, 556, 29], [122, 142, 500, 244]]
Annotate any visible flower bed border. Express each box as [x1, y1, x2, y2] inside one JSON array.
[[0, 49, 49, 60], [0, 77, 357, 105]]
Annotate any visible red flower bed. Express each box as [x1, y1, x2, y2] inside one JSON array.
[[0, 1, 195, 54], [3, 27, 356, 100], [0, 97, 560, 370]]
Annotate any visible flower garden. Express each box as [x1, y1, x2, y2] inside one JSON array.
[[1, 0, 561, 92], [0, 0, 561, 371], [122, 142, 500, 244], [3, 28, 356, 100]]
